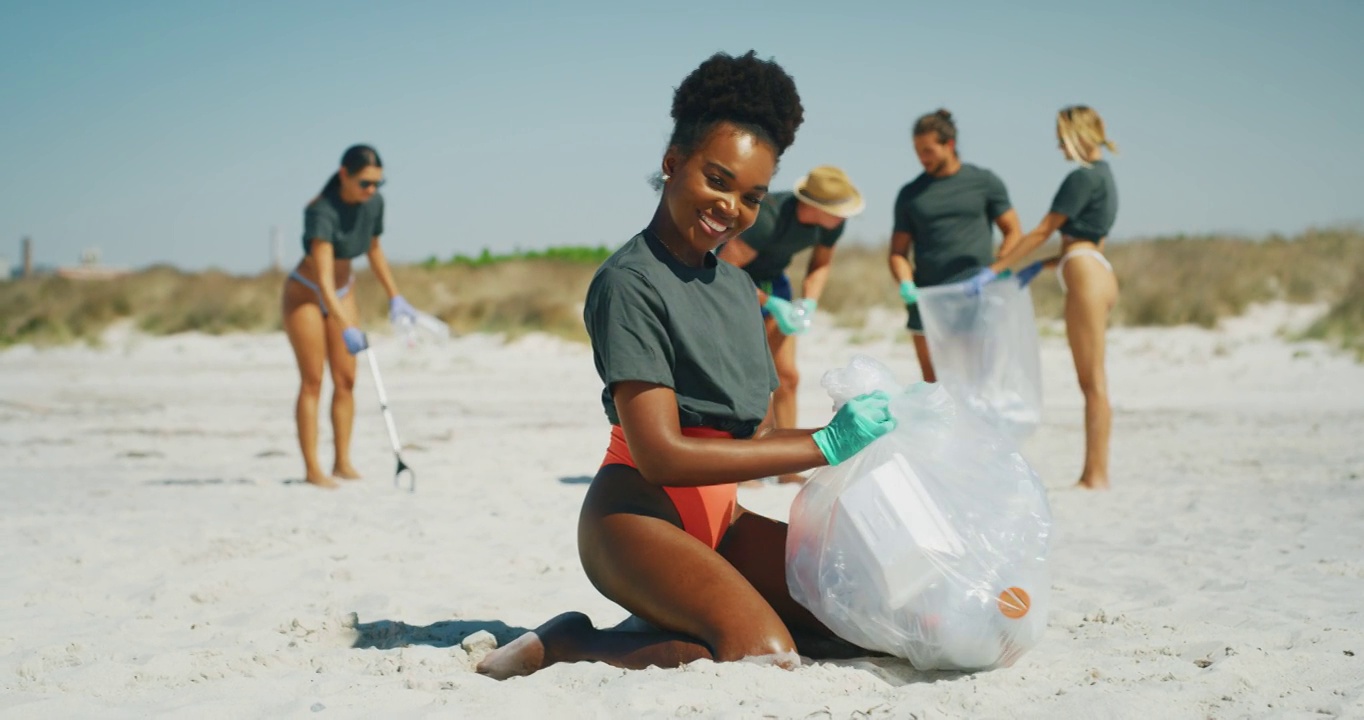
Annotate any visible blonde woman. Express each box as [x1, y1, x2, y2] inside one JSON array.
[[992, 106, 1119, 489]]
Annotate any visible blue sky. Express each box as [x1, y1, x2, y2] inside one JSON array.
[[2, 0, 1361, 273]]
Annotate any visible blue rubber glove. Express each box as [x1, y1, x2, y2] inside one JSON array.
[[764, 295, 806, 336], [389, 295, 418, 325], [1016, 261, 1045, 288], [811, 390, 898, 466], [342, 327, 369, 355], [899, 280, 919, 305], [963, 267, 998, 296]]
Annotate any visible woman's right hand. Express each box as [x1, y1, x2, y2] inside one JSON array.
[[811, 390, 897, 466], [342, 327, 369, 355], [763, 295, 807, 336], [899, 280, 919, 305]]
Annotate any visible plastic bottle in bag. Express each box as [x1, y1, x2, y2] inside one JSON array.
[[786, 355, 1052, 671], [391, 310, 451, 347]]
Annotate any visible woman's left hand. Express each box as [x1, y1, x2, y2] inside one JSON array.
[[1016, 261, 1046, 287], [389, 295, 418, 325], [963, 267, 998, 296]]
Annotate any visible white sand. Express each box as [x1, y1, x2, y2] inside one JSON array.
[[2, 304, 1362, 719]]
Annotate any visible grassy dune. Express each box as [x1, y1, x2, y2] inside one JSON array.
[[2, 228, 1361, 356]]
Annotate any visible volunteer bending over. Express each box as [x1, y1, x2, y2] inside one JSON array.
[[718, 165, 865, 483]]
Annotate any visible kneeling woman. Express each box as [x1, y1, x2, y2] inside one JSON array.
[[991, 106, 1119, 489], [477, 51, 895, 678]]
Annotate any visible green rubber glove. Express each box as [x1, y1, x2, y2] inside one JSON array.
[[812, 390, 898, 465], [764, 295, 805, 335], [899, 280, 919, 305]]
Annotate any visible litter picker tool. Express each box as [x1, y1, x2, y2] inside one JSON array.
[[363, 345, 415, 492]]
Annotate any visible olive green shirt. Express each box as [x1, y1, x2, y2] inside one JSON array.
[[892, 164, 1012, 287], [1051, 160, 1118, 242], [302, 186, 385, 260], [738, 192, 844, 282], [584, 230, 779, 438]]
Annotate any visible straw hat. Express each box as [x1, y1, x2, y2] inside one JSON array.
[[793, 165, 864, 218]]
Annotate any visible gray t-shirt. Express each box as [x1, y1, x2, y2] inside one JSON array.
[[892, 164, 1011, 287], [738, 192, 844, 282], [584, 230, 779, 439], [302, 185, 385, 260], [1051, 160, 1118, 242]]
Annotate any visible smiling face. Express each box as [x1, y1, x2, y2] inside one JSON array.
[[657, 123, 778, 263]]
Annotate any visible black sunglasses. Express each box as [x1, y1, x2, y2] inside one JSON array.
[[359, 179, 386, 190]]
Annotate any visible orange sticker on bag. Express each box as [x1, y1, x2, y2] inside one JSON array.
[[998, 587, 1031, 619]]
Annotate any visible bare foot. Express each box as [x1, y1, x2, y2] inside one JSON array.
[[777, 473, 807, 485], [333, 464, 362, 481], [305, 472, 339, 489], [1076, 473, 1110, 490], [476, 612, 592, 680]]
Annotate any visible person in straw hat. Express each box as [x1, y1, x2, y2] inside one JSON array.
[[718, 165, 864, 484]]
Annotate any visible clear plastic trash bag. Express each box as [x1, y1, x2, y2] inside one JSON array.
[[916, 277, 1042, 443], [392, 310, 451, 347], [786, 355, 1052, 671]]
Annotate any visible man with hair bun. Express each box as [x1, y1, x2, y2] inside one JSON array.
[[888, 109, 1023, 382]]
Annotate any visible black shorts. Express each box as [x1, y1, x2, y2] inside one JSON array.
[[905, 303, 924, 334]]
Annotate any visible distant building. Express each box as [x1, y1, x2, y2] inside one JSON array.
[[0, 256, 11, 280], [55, 247, 130, 281]]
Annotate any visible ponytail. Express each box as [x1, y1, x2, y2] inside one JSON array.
[[320, 171, 341, 197], [1057, 106, 1116, 166]]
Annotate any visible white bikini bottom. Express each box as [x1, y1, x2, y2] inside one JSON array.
[[1056, 246, 1113, 294]]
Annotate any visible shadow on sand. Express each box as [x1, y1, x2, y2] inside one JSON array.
[[348, 616, 934, 684], [144, 477, 256, 486], [351, 618, 531, 650]]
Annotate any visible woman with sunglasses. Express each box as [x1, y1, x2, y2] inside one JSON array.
[[476, 51, 894, 679], [282, 144, 420, 489], [990, 106, 1119, 489]]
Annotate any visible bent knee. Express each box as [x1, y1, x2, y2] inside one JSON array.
[[710, 624, 796, 663], [330, 372, 357, 392], [775, 367, 799, 390]]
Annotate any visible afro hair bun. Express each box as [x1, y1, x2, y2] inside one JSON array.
[[667, 50, 804, 157]]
